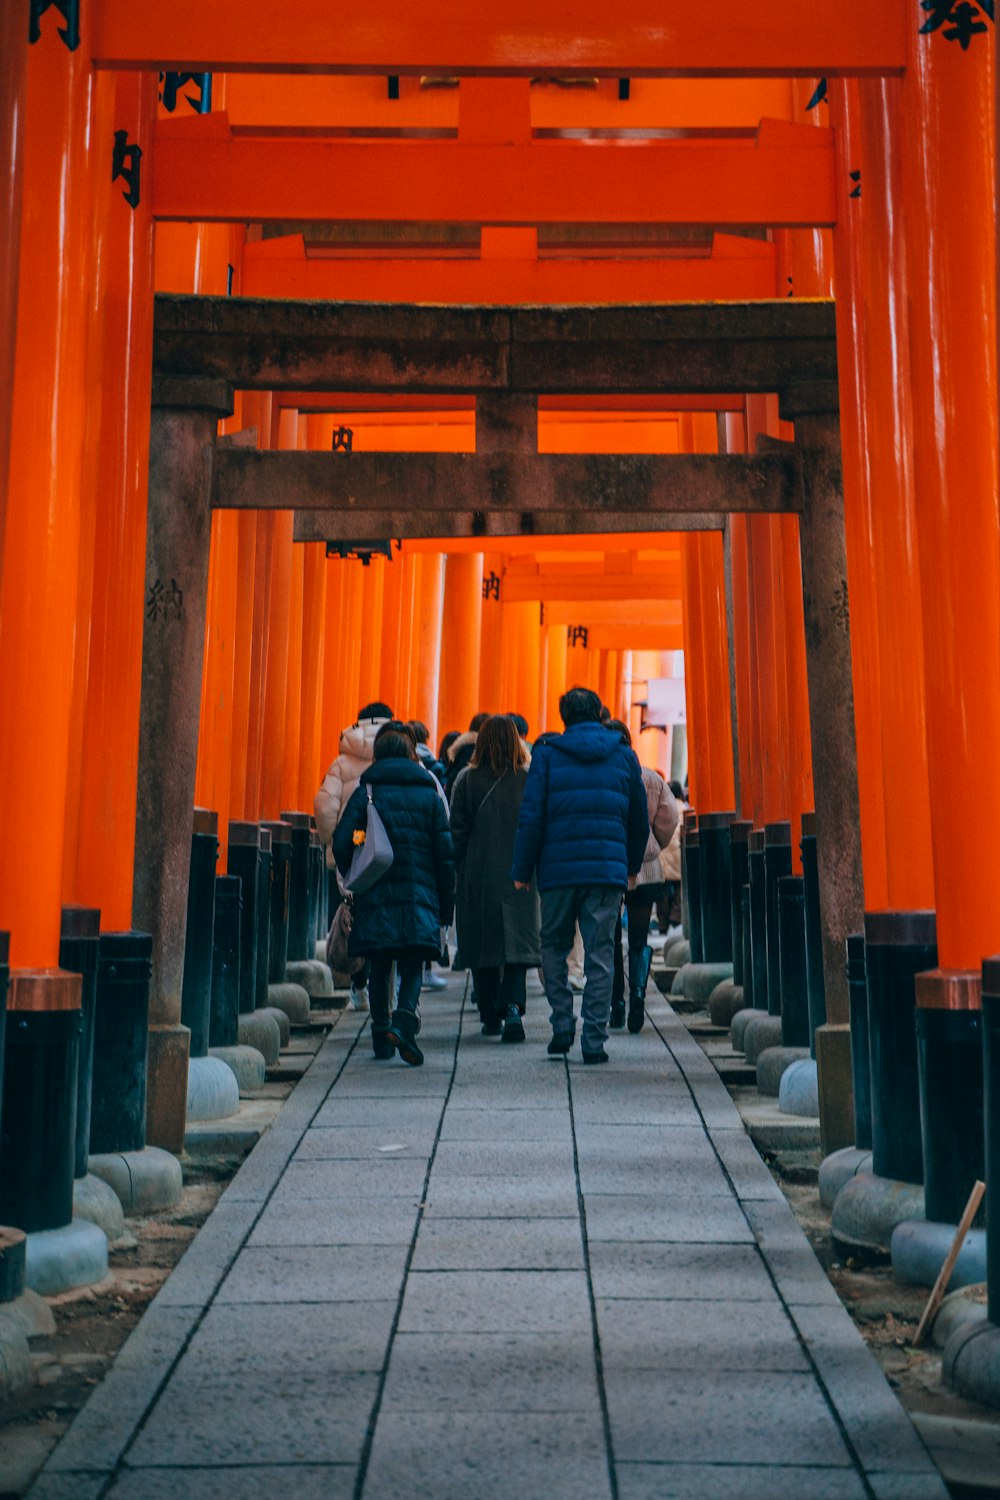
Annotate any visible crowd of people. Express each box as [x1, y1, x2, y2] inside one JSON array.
[[314, 688, 682, 1068]]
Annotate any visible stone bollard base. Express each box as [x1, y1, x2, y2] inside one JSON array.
[[209, 1044, 266, 1094], [944, 1321, 1000, 1411], [284, 959, 335, 1002], [267, 982, 311, 1025], [777, 1057, 819, 1117], [237, 1009, 282, 1063], [756, 1046, 810, 1098], [88, 1147, 183, 1216], [818, 1147, 873, 1209], [72, 1173, 126, 1242], [708, 980, 744, 1027], [891, 1219, 987, 1291], [730, 1007, 759, 1054], [743, 1014, 784, 1066], [186, 1055, 241, 1123], [831, 1170, 925, 1254], [932, 1284, 989, 1350], [25, 1220, 108, 1297]]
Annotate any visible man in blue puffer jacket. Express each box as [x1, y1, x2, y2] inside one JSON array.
[[512, 686, 649, 1063]]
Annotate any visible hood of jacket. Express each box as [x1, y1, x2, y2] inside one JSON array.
[[447, 731, 478, 763], [545, 721, 626, 764], [361, 756, 437, 790], [338, 717, 389, 761]]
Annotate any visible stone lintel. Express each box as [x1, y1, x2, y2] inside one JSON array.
[[151, 376, 234, 416], [778, 380, 840, 420], [292, 509, 727, 543], [152, 294, 837, 395], [213, 450, 801, 517]]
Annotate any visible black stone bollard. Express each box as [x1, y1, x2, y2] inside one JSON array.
[[748, 830, 768, 1010], [210, 876, 242, 1049], [59, 907, 101, 1180], [864, 910, 936, 1186], [90, 932, 152, 1156], [915, 971, 985, 1227], [698, 812, 735, 962], [263, 821, 293, 984], [741, 886, 754, 1008], [280, 811, 312, 963], [0, 934, 8, 1174], [729, 822, 752, 986], [255, 827, 273, 1010], [847, 934, 873, 1151], [309, 828, 324, 948], [763, 823, 793, 1018], [800, 812, 827, 1050], [981, 958, 1000, 1325], [680, 810, 696, 944], [0, 971, 81, 1233], [685, 825, 704, 964], [777, 876, 809, 1048], [180, 809, 219, 1060], [228, 821, 260, 1016]]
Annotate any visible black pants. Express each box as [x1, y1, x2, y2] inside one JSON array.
[[369, 954, 422, 1030], [475, 963, 528, 1023], [613, 898, 655, 1004]]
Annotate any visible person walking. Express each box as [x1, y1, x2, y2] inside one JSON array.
[[512, 687, 649, 1064], [314, 700, 393, 1011], [333, 723, 455, 1066], [444, 712, 488, 799], [606, 722, 680, 1033], [450, 715, 541, 1044]]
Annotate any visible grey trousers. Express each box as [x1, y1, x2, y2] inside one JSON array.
[[540, 885, 622, 1053]]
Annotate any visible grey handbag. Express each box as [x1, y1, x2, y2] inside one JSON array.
[[346, 785, 395, 894]]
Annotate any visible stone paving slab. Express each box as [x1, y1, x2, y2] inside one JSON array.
[[362, 1410, 613, 1500], [586, 1241, 778, 1301], [383, 1329, 602, 1410], [616, 1463, 868, 1500], [216, 1244, 410, 1303], [596, 1296, 808, 1372], [29, 982, 950, 1500], [410, 1215, 584, 1271]]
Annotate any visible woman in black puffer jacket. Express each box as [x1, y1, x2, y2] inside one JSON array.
[[334, 724, 455, 1066]]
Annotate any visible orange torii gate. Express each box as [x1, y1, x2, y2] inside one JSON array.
[[137, 292, 859, 1153]]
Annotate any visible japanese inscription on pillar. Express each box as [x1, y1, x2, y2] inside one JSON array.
[[920, 0, 994, 47], [146, 579, 184, 624], [112, 131, 143, 210], [159, 72, 214, 114], [28, 0, 79, 49], [482, 571, 501, 602], [567, 626, 589, 648]]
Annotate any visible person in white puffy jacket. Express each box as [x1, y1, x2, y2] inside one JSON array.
[[314, 702, 393, 1009]]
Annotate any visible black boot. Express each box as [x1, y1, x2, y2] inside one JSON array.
[[387, 1008, 424, 1066], [371, 1025, 395, 1060], [627, 945, 653, 1033]]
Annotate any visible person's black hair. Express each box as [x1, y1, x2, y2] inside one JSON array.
[[469, 711, 488, 733], [358, 701, 392, 722], [599, 704, 612, 724], [507, 712, 529, 739], [559, 686, 604, 727], [439, 729, 460, 762], [373, 726, 417, 761], [669, 779, 684, 800], [607, 717, 632, 748], [407, 719, 430, 745]]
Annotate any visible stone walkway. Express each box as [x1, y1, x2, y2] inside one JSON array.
[[30, 975, 949, 1500]]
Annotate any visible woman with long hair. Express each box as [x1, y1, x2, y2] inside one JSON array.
[[606, 720, 680, 1032], [334, 723, 455, 1066], [450, 714, 541, 1042]]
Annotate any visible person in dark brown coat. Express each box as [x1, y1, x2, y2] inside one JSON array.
[[450, 715, 541, 1043]]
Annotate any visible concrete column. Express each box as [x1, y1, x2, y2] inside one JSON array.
[[133, 378, 233, 1152], [779, 385, 863, 1029]]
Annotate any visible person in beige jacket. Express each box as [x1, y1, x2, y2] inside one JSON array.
[[314, 701, 393, 1009]]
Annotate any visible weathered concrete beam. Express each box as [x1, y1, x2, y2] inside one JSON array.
[[292, 509, 726, 543], [212, 450, 801, 517], [153, 295, 837, 395]]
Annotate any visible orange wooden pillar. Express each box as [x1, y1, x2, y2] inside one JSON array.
[[319, 557, 349, 768], [396, 551, 419, 723], [67, 71, 159, 925], [544, 623, 567, 733], [439, 552, 484, 733], [0, 11, 95, 965], [228, 394, 269, 820], [828, 78, 888, 910], [851, 80, 934, 911], [901, 25, 1000, 972], [478, 553, 503, 712], [357, 556, 386, 713], [258, 409, 298, 820], [413, 554, 444, 743], [512, 602, 541, 732], [298, 541, 328, 808], [696, 530, 737, 813], [0, 1, 26, 586], [377, 550, 404, 714], [281, 502, 305, 812]]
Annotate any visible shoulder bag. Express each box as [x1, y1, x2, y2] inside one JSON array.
[[345, 785, 395, 894]]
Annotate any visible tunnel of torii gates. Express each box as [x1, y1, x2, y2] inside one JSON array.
[[0, 2, 998, 1203]]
